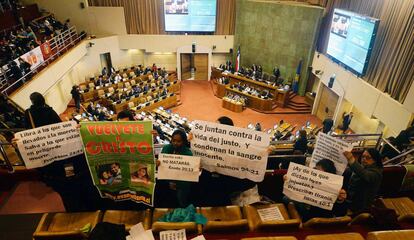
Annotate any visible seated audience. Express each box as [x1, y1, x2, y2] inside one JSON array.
[[117, 109, 135, 121]]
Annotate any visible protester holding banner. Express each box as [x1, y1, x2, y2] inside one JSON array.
[[195, 116, 257, 206], [23, 92, 61, 129], [283, 159, 348, 221], [18, 92, 96, 211], [343, 149, 383, 213], [157, 129, 194, 207]]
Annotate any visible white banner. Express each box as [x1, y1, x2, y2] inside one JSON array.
[[14, 46, 44, 70], [283, 163, 343, 210], [191, 120, 270, 182], [157, 154, 200, 182], [16, 121, 83, 169], [309, 132, 353, 175]]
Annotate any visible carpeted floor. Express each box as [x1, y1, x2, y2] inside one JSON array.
[[170, 80, 321, 129], [61, 80, 321, 130]]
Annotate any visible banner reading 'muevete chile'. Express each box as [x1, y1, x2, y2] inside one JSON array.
[[80, 121, 155, 206]]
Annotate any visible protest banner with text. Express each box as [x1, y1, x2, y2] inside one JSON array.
[[309, 132, 353, 175], [283, 162, 343, 210], [158, 154, 201, 182], [16, 121, 83, 169], [80, 121, 155, 206], [191, 120, 270, 182]]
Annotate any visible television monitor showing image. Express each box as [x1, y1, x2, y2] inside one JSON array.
[[326, 9, 380, 76], [164, 0, 217, 32]]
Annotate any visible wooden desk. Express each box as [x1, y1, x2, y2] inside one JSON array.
[[214, 69, 291, 110], [222, 99, 243, 113], [85, 65, 139, 82], [211, 67, 223, 80], [80, 75, 150, 102], [275, 89, 290, 108], [226, 87, 274, 111], [131, 94, 177, 113], [80, 76, 178, 103], [107, 83, 179, 113], [216, 82, 227, 98]]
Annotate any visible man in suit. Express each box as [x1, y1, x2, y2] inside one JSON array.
[[101, 67, 108, 76], [322, 116, 334, 134], [273, 67, 280, 79], [341, 112, 353, 132]]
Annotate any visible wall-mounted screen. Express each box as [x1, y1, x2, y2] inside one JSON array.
[[326, 9, 380, 76], [164, 0, 217, 32]]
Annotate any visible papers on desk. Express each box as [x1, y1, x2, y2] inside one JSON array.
[[160, 229, 186, 240], [257, 206, 284, 221], [190, 236, 206, 240], [127, 223, 154, 240]]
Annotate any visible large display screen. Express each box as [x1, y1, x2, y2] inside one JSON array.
[[326, 9, 380, 76], [164, 0, 217, 32]]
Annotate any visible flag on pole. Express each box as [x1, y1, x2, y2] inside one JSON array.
[[293, 59, 302, 93], [235, 46, 240, 72]]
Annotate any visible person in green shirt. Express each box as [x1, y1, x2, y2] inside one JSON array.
[[159, 129, 193, 207]]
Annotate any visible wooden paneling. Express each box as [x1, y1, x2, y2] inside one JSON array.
[[181, 54, 191, 80], [316, 85, 339, 120], [194, 53, 208, 80]]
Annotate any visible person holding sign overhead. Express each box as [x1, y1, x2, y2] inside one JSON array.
[[195, 116, 257, 206], [156, 129, 194, 207], [343, 149, 383, 213], [16, 92, 95, 212], [283, 159, 348, 221]]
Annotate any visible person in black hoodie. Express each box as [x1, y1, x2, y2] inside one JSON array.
[[21, 92, 98, 211], [24, 92, 61, 128]]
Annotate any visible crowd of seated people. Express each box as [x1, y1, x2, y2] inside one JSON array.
[[217, 76, 229, 85], [8, 91, 390, 223], [230, 81, 274, 99], [80, 69, 171, 99], [0, 15, 69, 68], [92, 64, 168, 81], [218, 62, 287, 89], [83, 102, 113, 121], [223, 92, 248, 106], [108, 85, 170, 106], [0, 13, 73, 90]]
